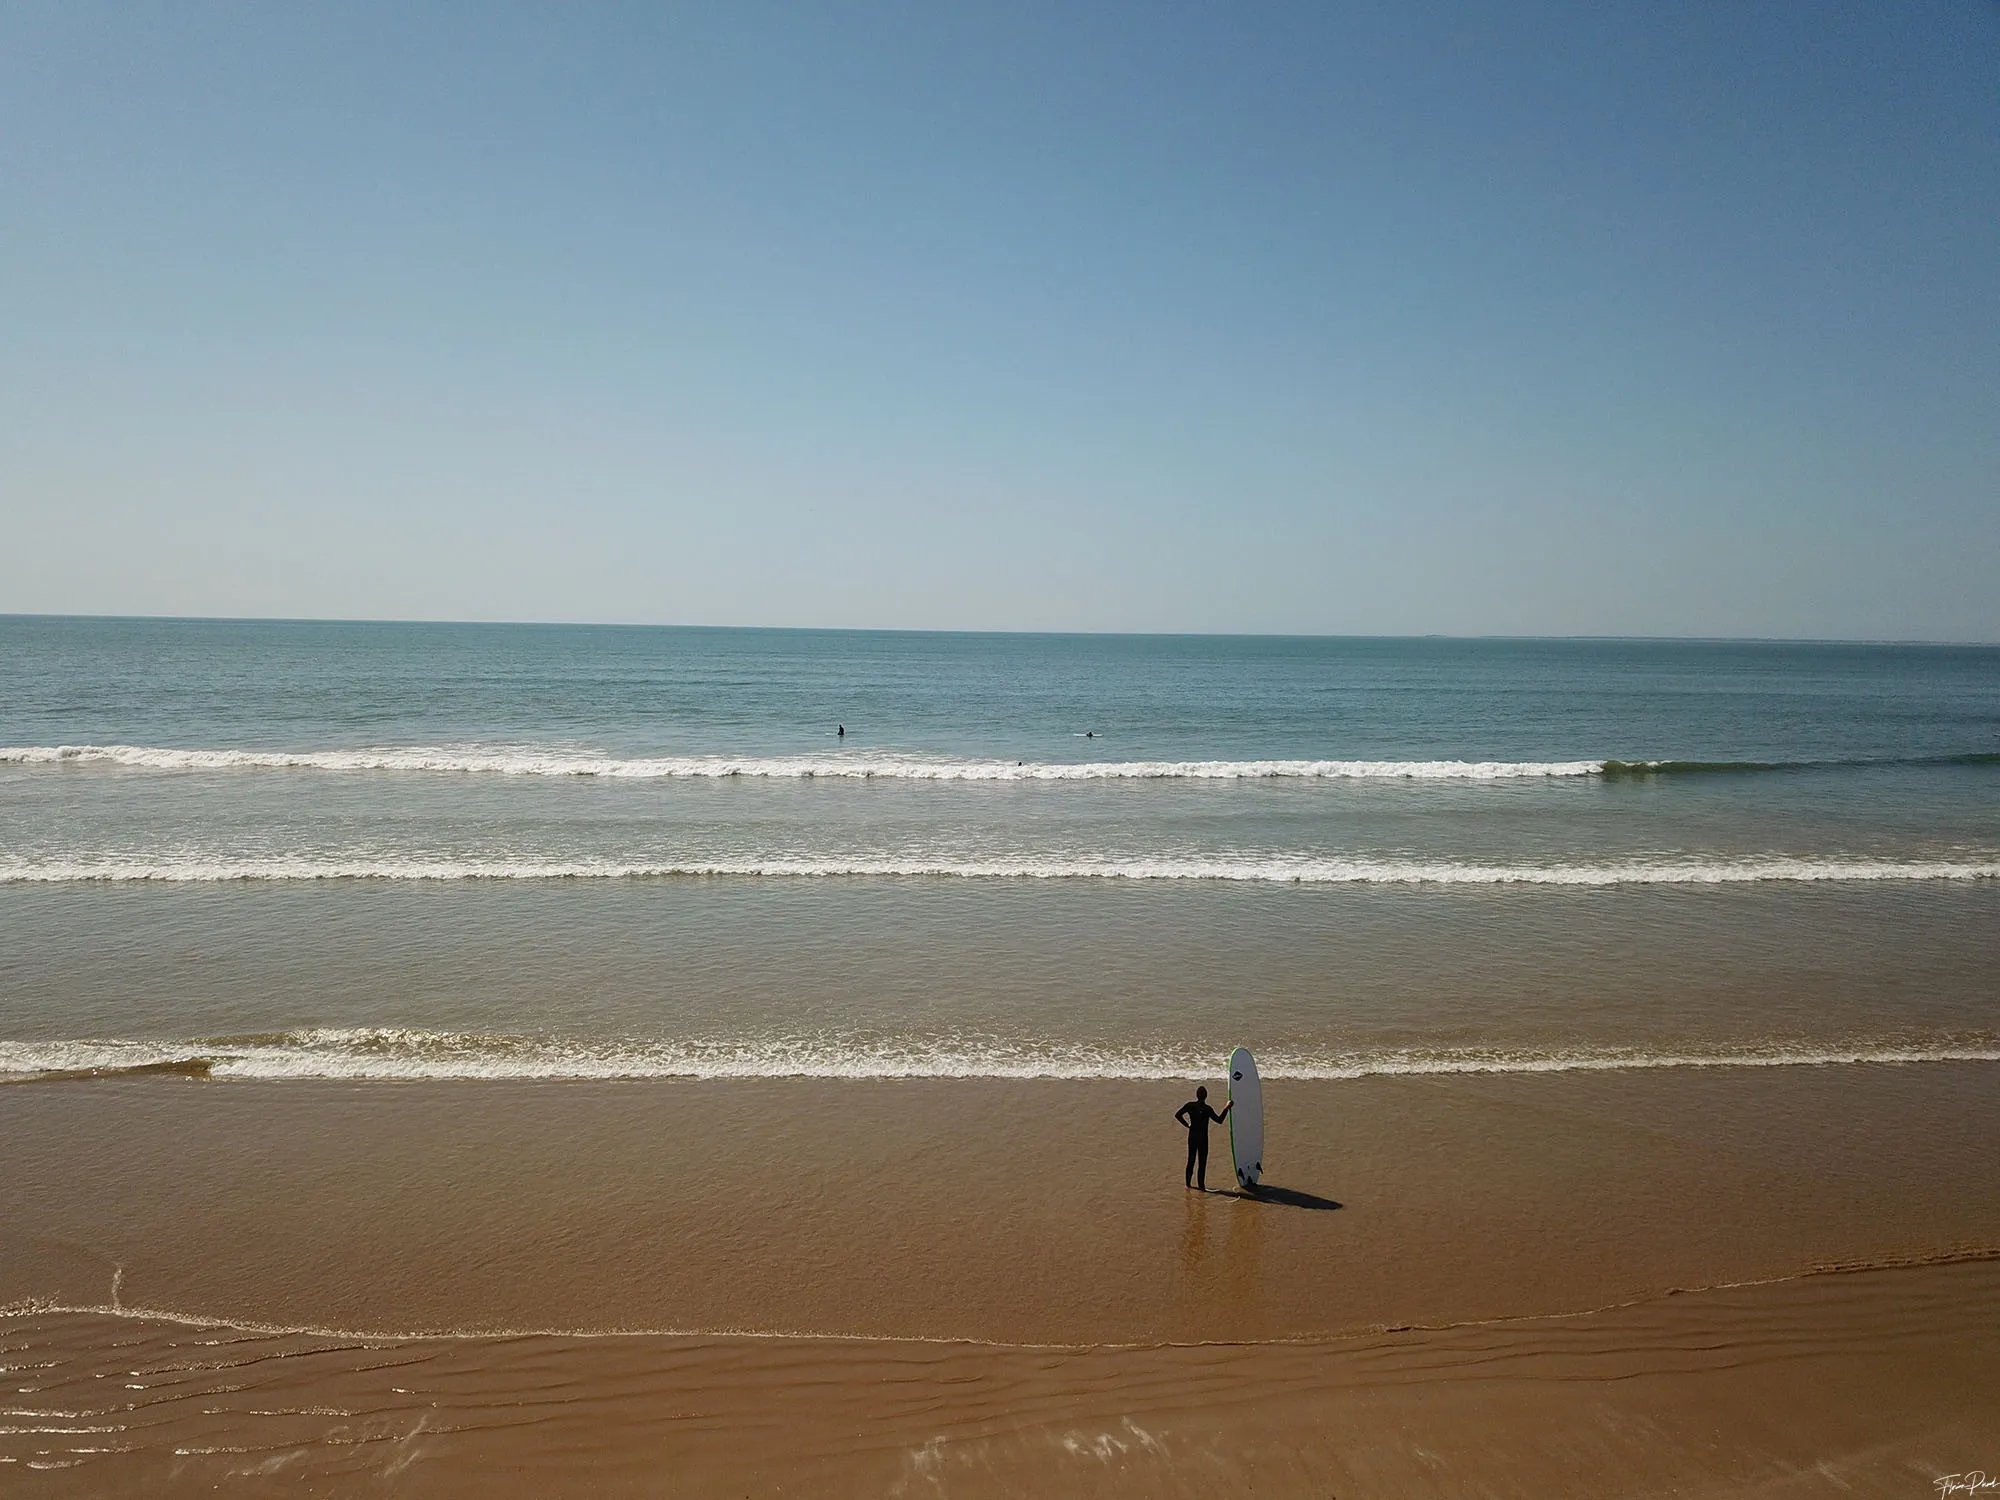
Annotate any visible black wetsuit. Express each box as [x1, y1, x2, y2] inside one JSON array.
[[1175, 1099, 1227, 1189]]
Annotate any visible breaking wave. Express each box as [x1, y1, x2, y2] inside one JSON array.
[[4, 1028, 1997, 1084], [1601, 752, 2000, 777], [5, 745, 1995, 782], [0, 744, 1604, 780], [2, 855, 1996, 885]]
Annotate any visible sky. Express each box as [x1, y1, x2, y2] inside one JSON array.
[[3, 3, 1997, 639]]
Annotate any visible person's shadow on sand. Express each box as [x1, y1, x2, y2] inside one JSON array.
[[1207, 1184, 1342, 1211]]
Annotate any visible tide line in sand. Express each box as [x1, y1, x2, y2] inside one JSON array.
[[12, 1247, 1998, 1350]]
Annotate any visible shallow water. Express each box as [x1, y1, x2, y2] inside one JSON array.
[[2, 618, 1996, 1080]]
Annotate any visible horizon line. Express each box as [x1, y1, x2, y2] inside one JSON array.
[[1, 611, 1995, 650]]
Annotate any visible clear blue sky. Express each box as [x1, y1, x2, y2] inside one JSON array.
[[4, 3, 1996, 638]]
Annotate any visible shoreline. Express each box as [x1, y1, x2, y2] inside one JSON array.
[[10, 1039, 2000, 1085]]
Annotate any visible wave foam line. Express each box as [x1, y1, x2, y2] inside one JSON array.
[[4, 1029, 1998, 1084], [0, 744, 1603, 781], [9, 745, 1998, 782], [3, 855, 1997, 886]]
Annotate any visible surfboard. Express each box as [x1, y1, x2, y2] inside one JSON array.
[[1227, 1046, 1264, 1189]]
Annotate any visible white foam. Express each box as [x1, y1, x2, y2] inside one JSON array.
[[0, 744, 1606, 781], [3, 1028, 1996, 1084], [1, 854, 1995, 886]]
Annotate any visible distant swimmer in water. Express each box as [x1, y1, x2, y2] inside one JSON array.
[[837, 725, 844, 738], [1175, 1085, 1232, 1191], [1085, 730, 1095, 738]]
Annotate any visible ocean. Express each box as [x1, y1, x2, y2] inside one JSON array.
[[3, 616, 1997, 1083]]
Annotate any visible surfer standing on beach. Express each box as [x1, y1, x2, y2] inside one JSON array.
[[1175, 1085, 1231, 1191]]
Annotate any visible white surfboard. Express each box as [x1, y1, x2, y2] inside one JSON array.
[[1228, 1046, 1264, 1189]]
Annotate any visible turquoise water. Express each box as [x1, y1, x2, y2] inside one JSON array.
[[2, 617, 1997, 1079]]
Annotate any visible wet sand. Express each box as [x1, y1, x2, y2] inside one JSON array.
[[3, 1065, 1998, 1492]]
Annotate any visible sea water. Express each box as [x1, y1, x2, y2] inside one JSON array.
[[2, 617, 1996, 1081]]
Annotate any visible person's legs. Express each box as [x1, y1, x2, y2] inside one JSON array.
[[1185, 1135, 1198, 1188], [1194, 1137, 1208, 1191]]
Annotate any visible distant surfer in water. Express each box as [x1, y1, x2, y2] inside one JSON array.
[[837, 724, 844, 738], [1175, 1086, 1232, 1191]]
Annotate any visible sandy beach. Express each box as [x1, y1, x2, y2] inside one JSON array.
[[5, 1064, 1997, 1493], [11, 0, 2000, 1488]]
